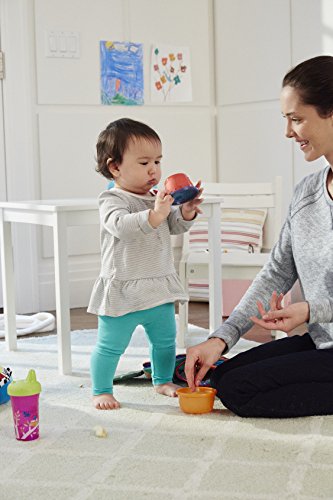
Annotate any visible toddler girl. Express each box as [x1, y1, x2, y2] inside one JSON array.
[[88, 117, 203, 409]]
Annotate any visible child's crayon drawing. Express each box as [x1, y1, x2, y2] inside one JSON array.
[[100, 41, 144, 105], [150, 44, 192, 103]]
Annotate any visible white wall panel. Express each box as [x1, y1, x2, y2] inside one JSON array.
[[0, 85, 5, 307], [38, 111, 107, 199], [291, 0, 331, 185], [128, 0, 212, 105], [215, 0, 291, 105], [217, 101, 293, 210], [291, 0, 331, 65], [38, 108, 214, 200], [0, 87, 6, 202], [144, 110, 215, 182], [35, 0, 124, 104], [35, 0, 212, 106]]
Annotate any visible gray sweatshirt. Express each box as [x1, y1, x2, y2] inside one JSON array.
[[210, 166, 333, 352]]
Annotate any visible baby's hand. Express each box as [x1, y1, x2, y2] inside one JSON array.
[[181, 181, 204, 221], [149, 190, 174, 228], [155, 189, 174, 217]]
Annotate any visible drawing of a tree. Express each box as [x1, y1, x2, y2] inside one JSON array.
[[151, 45, 192, 103]]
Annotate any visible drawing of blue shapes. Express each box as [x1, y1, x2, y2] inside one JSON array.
[[100, 41, 144, 105]]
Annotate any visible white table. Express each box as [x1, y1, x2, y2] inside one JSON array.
[[0, 198, 222, 375]]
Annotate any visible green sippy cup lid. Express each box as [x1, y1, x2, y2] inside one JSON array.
[[7, 369, 42, 397]]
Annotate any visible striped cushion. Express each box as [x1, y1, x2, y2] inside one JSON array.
[[188, 208, 267, 305], [189, 208, 267, 253]]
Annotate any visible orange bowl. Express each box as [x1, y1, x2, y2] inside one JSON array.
[[176, 387, 217, 414]]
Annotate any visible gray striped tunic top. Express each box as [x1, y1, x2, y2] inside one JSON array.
[[88, 188, 194, 317]]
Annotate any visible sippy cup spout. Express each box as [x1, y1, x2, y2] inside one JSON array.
[[27, 369, 37, 383], [7, 368, 41, 397]]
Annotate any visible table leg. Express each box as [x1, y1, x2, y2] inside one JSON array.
[[207, 203, 222, 333], [0, 210, 17, 350], [53, 213, 72, 375], [177, 261, 188, 348]]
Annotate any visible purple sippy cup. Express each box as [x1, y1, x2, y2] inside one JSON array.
[[7, 369, 42, 441]]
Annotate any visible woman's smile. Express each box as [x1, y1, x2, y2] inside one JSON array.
[[298, 140, 309, 150]]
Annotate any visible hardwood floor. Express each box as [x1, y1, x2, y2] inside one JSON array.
[[0, 301, 305, 343], [57, 301, 304, 344]]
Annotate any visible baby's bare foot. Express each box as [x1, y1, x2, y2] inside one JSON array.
[[154, 382, 181, 398], [93, 393, 120, 410]]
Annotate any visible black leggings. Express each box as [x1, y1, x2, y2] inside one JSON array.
[[210, 333, 333, 418]]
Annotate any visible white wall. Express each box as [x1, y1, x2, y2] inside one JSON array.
[[34, 0, 215, 311], [215, 0, 292, 204], [291, 0, 329, 184], [0, 12, 6, 201], [1, 0, 332, 312]]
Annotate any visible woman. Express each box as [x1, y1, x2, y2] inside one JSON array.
[[185, 55, 333, 418]]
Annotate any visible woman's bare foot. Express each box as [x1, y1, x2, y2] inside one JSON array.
[[154, 382, 181, 397], [93, 393, 120, 410]]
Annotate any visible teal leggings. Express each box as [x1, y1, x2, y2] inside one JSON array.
[[90, 303, 177, 395]]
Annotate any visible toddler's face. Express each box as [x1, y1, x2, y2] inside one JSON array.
[[111, 137, 162, 195]]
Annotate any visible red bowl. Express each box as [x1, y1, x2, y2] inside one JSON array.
[[164, 173, 199, 205], [164, 173, 193, 193]]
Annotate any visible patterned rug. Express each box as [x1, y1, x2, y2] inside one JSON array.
[[0, 324, 332, 499]]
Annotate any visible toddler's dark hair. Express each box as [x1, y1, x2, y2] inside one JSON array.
[[96, 118, 161, 180]]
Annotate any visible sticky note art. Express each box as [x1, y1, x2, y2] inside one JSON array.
[[151, 45, 192, 103], [100, 41, 144, 105]]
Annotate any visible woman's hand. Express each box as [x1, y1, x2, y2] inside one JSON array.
[[181, 181, 204, 221], [149, 190, 174, 228], [250, 290, 310, 333], [185, 337, 226, 391]]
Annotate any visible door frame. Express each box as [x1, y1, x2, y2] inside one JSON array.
[[0, 0, 39, 313]]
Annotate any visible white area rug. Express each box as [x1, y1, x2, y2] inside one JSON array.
[[0, 323, 333, 499]]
